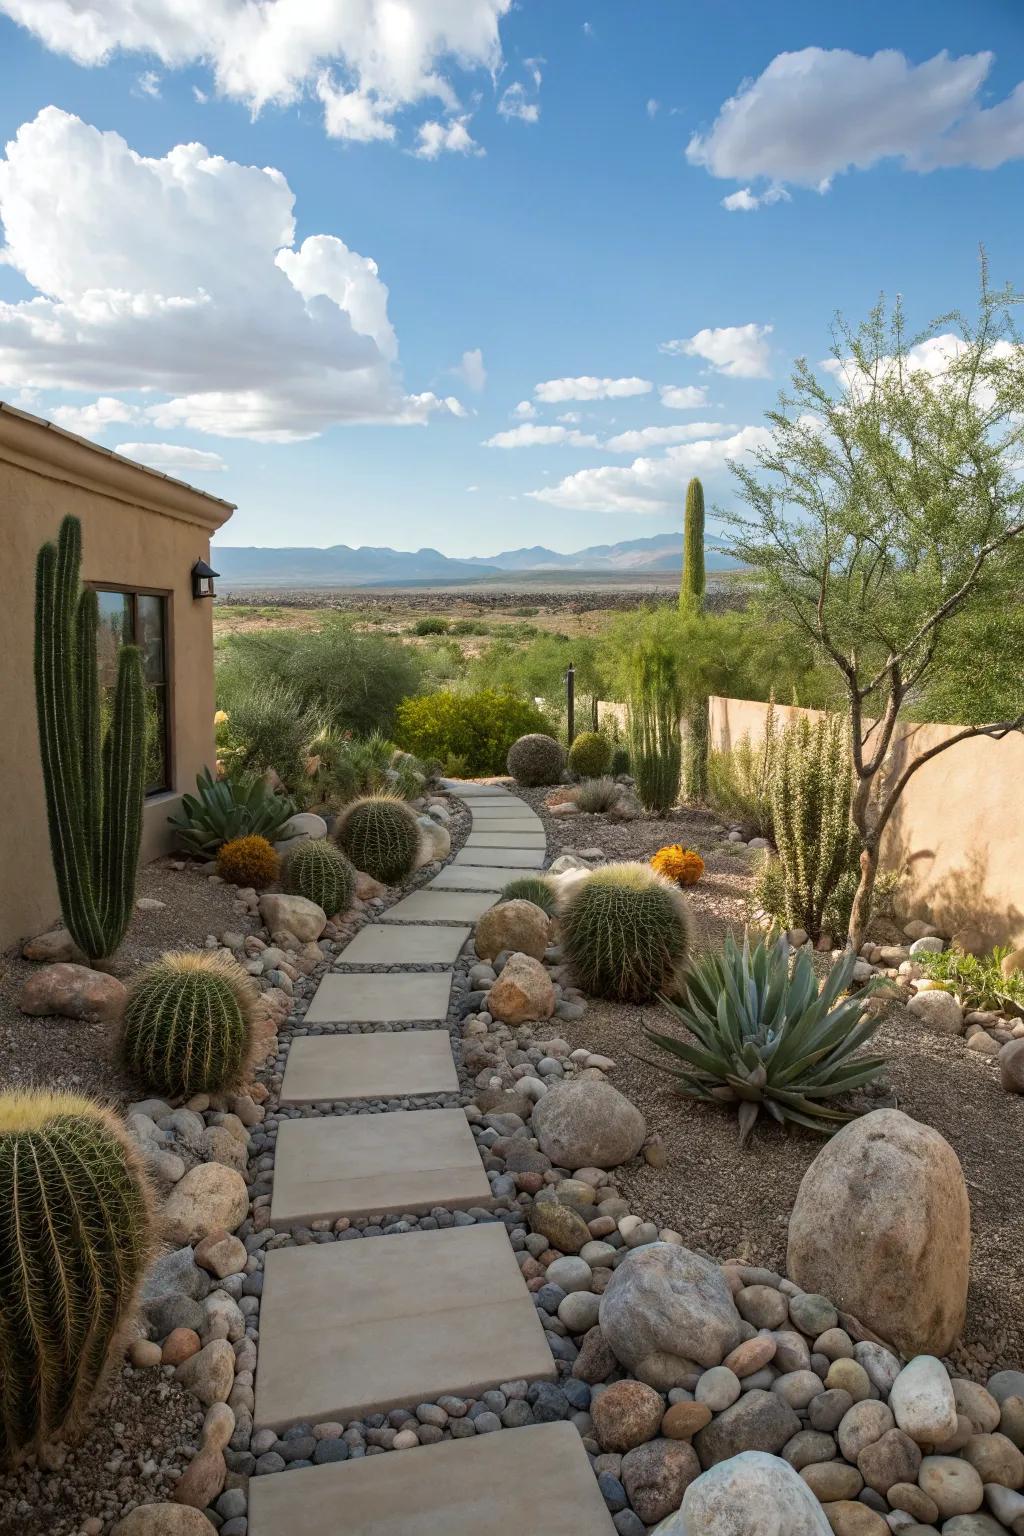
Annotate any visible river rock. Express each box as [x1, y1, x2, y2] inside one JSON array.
[[661, 1450, 833, 1535], [592, 1380, 665, 1452], [600, 1245, 742, 1386], [621, 1437, 700, 1523], [18, 962, 126, 1022], [999, 1040, 1024, 1094], [487, 952, 555, 1025], [889, 1356, 958, 1444], [787, 1109, 970, 1356], [529, 1200, 591, 1254], [474, 899, 551, 962], [174, 1339, 235, 1406], [917, 1454, 984, 1517], [532, 1079, 646, 1170], [113, 1508, 216, 1536], [695, 1390, 801, 1469], [258, 893, 327, 943], [163, 1165, 249, 1246], [907, 989, 964, 1034], [961, 1431, 1024, 1488], [856, 1427, 921, 1493]]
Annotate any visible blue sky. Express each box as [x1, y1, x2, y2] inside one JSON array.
[[1, 0, 1022, 555]]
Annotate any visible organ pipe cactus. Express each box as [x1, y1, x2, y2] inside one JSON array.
[[771, 713, 858, 942], [335, 793, 421, 884], [34, 516, 145, 961], [287, 839, 355, 915], [560, 862, 691, 1003], [120, 951, 258, 1097], [680, 476, 710, 800], [0, 1092, 154, 1465]]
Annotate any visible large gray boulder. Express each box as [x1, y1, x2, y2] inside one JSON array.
[[652, 1450, 833, 1535], [599, 1243, 743, 1388], [531, 1078, 646, 1170], [787, 1109, 970, 1357]]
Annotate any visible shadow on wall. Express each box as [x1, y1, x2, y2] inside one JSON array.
[[883, 825, 1024, 950]]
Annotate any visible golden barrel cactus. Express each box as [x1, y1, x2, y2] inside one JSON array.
[[651, 844, 705, 886]]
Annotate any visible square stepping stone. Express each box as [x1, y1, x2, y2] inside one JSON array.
[[280, 1031, 458, 1104], [469, 803, 539, 818], [338, 924, 471, 965], [440, 780, 512, 796], [248, 1422, 616, 1536], [454, 847, 545, 869], [270, 1109, 492, 1226], [465, 831, 547, 847], [380, 890, 498, 923], [304, 970, 452, 1025], [429, 866, 509, 892], [254, 1224, 556, 1430]]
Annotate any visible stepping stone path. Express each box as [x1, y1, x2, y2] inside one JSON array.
[[251, 782, 616, 1534]]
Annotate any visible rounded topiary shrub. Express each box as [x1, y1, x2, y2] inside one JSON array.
[[561, 862, 690, 1003], [287, 839, 355, 915], [568, 731, 612, 779], [0, 1091, 154, 1464], [121, 951, 258, 1097], [507, 733, 565, 787], [335, 793, 421, 884], [500, 875, 558, 917], [217, 834, 280, 890]]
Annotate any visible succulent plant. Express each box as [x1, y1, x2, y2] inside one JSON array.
[[286, 839, 355, 915], [168, 766, 297, 857], [573, 776, 622, 814], [507, 733, 565, 787], [642, 934, 886, 1146], [0, 1091, 153, 1464], [771, 713, 858, 942], [335, 792, 421, 884], [560, 862, 691, 1003], [120, 950, 259, 1097], [610, 746, 631, 776], [217, 834, 280, 890], [651, 844, 705, 886], [568, 731, 612, 779], [500, 875, 558, 916]]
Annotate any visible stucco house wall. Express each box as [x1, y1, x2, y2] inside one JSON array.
[[0, 401, 235, 950]]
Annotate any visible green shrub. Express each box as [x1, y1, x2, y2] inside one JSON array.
[[121, 951, 258, 1097], [643, 935, 886, 1145], [574, 776, 621, 813], [568, 731, 612, 778], [412, 617, 449, 635], [561, 862, 690, 1003], [287, 840, 355, 915], [217, 677, 314, 790], [500, 876, 558, 916], [449, 619, 491, 636], [916, 945, 1024, 1016], [335, 793, 421, 884], [395, 690, 551, 776], [507, 733, 565, 786], [611, 745, 631, 776], [168, 767, 297, 856], [771, 713, 858, 942], [707, 705, 778, 837], [0, 1091, 153, 1463]]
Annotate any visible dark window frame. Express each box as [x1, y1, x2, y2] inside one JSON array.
[[87, 581, 174, 797]]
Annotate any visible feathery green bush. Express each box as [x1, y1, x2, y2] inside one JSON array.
[[642, 935, 886, 1146], [120, 951, 258, 1097], [500, 876, 558, 916], [561, 862, 691, 1003], [335, 793, 421, 884], [568, 731, 612, 779], [0, 1092, 153, 1464], [396, 690, 550, 775], [706, 701, 778, 838], [771, 713, 858, 942], [287, 839, 355, 915], [507, 733, 565, 786]]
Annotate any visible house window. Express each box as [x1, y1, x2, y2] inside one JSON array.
[[95, 588, 171, 795]]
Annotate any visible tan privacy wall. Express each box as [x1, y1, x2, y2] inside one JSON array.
[[709, 695, 1024, 950], [0, 403, 234, 950]]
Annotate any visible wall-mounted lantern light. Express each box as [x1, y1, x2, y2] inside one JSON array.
[[191, 558, 219, 600]]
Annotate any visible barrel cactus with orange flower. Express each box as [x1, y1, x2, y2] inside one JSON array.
[[651, 844, 704, 887]]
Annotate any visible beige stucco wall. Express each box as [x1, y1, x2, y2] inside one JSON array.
[[0, 404, 234, 950], [708, 695, 1024, 949]]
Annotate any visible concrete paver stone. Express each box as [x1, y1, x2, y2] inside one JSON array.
[[280, 1030, 458, 1104], [303, 970, 452, 1024]]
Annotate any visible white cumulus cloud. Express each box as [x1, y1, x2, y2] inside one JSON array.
[[498, 60, 542, 123], [0, 0, 513, 147], [459, 348, 487, 392], [512, 399, 536, 418], [528, 426, 771, 512], [0, 108, 464, 442], [603, 422, 735, 453], [484, 423, 600, 449], [687, 48, 1024, 202], [115, 442, 227, 473], [659, 384, 710, 410], [50, 395, 138, 438], [660, 325, 772, 379], [414, 116, 483, 159], [534, 376, 653, 403]]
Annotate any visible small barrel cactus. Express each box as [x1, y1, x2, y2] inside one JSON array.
[[120, 951, 258, 1097], [0, 1091, 153, 1464], [561, 862, 690, 1003], [651, 844, 705, 887], [335, 793, 421, 885], [568, 731, 612, 779], [287, 839, 355, 915], [507, 733, 565, 787], [217, 834, 280, 890], [500, 875, 558, 917]]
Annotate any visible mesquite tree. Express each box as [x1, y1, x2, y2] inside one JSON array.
[[679, 476, 710, 799], [34, 515, 145, 961], [727, 264, 1024, 948]]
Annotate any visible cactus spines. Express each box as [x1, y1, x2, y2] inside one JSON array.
[[287, 839, 355, 916], [120, 951, 258, 1097], [0, 1092, 153, 1464], [335, 793, 421, 885], [771, 713, 857, 942], [499, 875, 558, 916], [34, 516, 145, 961], [560, 862, 690, 1003], [507, 733, 565, 787]]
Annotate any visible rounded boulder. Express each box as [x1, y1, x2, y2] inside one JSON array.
[[599, 1243, 743, 1385], [672, 1450, 833, 1536], [531, 1079, 646, 1171], [474, 899, 551, 962]]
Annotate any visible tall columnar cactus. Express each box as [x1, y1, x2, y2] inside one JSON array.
[[679, 476, 710, 801], [0, 1092, 153, 1464], [34, 516, 145, 961], [560, 862, 691, 1003], [335, 793, 421, 885], [287, 839, 355, 916], [771, 713, 858, 942], [120, 951, 258, 1097]]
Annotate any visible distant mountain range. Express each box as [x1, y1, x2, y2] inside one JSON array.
[[212, 532, 737, 587]]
